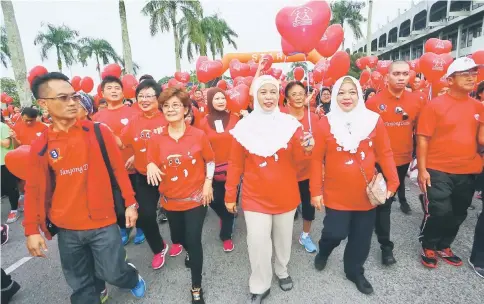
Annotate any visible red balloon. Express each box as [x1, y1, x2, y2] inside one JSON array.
[[217, 80, 227, 90], [356, 58, 365, 70], [5, 145, 31, 180], [376, 60, 392, 76], [294, 67, 305, 81], [167, 78, 181, 88], [408, 70, 417, 85], [229, 59, 250, 79], [2, 109, 8, 117], [28, 66, 48, 85], [271, 68, 283, 79], [80, 77, 94, 93], [97, 84, 102, 96], [122, 74, 139, 99], [419, 52, 454, 82], [244, 76, 254, 87], [71, 76, 82, 92], [174, 71, 190, 83], [359, 70, 370, 86], [281, 38, 302, 56], [225, 84, 250, 113], [371, 71, 383, 89], [408, 59, 420, 73], [276, 1, 331, 54], [326, 51, 351, 80], [196, 56, 223, 83], [260, 54, 273, 72], [233, 76, 245, 87], [367, 56, 379, 69], [316, 24, 344, 58], [281, 74, 287, 81], [247, 60, 259, 77], [7, 105, 14, 114], [102, 63, 122, 79], [322, 77, 334, 87], [424, 38, 452, 55], [472, 51, 484, 82]]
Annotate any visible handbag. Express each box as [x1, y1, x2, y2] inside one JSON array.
[[214, 163, 228, 182], [354, 157, 387, 207], [93, 123, 126, 226]]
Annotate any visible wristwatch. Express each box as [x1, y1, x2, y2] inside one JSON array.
[[127, 203, 139, 210]]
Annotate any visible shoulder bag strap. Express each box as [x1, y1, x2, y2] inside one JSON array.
[[93, 123, 119, 189]]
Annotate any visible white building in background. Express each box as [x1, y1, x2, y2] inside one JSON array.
[[353, 0, 484, 60]]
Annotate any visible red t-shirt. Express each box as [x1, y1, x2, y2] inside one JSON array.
[[147, 125, 215, 211], [366, 89, 426, 166], [199, 114, 239, 165], [120, 111, 168, 175], [13, 121, 48, 145], [417, 94, 484, 174], [93, 106, 138, 174]]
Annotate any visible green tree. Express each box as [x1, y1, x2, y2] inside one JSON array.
[[120, 59, 140, 76], [0, 77, 20, 107], [1, 0, 31, 106], [34, 23, 80, 72], [348, 51, 365, 79], [179, 13, 238, 61], [78, 38, 121, 79], [330, 0, 366, 50], [1, 26, 10, 68], [158, 76, 172, 85], [141, 0, 203, 71]]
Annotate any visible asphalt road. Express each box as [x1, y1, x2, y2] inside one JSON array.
[[1, 179, 482, 304]]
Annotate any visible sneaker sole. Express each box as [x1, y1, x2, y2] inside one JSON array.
[[133, 239, 146, 245], [299, 238, 317, 253], [169, 249, 183, 257], [438, 256, 463, 267], [223, 246, 234, 252], [6, 217, 19, 224], [468, 258, 484, 279], [131, 277, 146, 299]]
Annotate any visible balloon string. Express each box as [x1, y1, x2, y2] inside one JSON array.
[[304, 54, 312, 134], [428, 85, 432, 101]]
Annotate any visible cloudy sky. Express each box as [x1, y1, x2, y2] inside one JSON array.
[[1, 0, 416, 86]]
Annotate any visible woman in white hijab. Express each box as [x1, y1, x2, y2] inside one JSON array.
[[310, 76, 399, 295], [225, 75, 315, 304]]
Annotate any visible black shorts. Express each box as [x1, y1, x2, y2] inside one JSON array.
[[298, 179, 315, 221]]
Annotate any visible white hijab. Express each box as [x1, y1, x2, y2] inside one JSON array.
[[230, 75, 301, 157], [326, 76, 379, 154]]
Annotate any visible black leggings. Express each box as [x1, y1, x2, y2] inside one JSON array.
[[298, 179, 315, 221], [166, 205, 207, 288], [211, 181, 235, 241], [1, 165, 19, 211], [134, 173, 164, 254]]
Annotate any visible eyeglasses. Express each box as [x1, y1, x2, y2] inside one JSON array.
[[290, 93, 305, 98], [162, 103, 183, 111], [395, 106, 409, 121], [454, 70, 478, 77], [40, 93, 81, 103], [137, 94, 157, 99]]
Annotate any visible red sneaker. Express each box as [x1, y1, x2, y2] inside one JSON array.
[[437, 248, 463, 266], [169, 244, 183, 257], [152, 243, 169, 269], [421, 248, 438, 268], [223, 240, 234, 252]]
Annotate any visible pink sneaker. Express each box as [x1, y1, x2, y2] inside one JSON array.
[[169, 244, 183, 257], [152, 243, 168, 269], [223, 240, 234, 252]]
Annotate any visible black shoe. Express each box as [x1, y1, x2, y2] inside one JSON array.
[[185, 253, 191, 268], [347, 275, 373, 295], [400, 202, 412, 214], [278, 276, 293, 291], [314, 253, 328, 271], [436, 248, 463, 266], [381, 248, 397, 266], [1, 280, 20, 304], [247, 289, 270, 304], [191, 287, 205, 304], [421, 248, 438, 268]]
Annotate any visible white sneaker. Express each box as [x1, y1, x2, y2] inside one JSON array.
[[6, 211, 19, 224]]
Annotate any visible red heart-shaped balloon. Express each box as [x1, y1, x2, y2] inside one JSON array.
[[408, 59, 420, 73], [471, 51, 484, 82], [259, 54, 273, 72], [225, 84, 250, 113], [371, 71, 383, 89], [196, 57, 223, 83], [175, 71, 190, 83], [276, 1, 331, 54], [247, 60, 259, 77], [71, 76, 82, 92], [229, 59, 251, 79], [102, 63, 122, 79], [367, 56, 379, 69], [216, 80, 227, 90], [408, 70, 417, 85], [244, 76, 254, 87], [121, 74, 139, 98], [424, 38, 452, 55], [5, 145, 31, 180], [359, 70, 371, 86], [326, 51, 351, 80], [233, 76, 245, 87], [316, 24, 344, 58], [419, 52, 454, 82], [28, 66, 48, 85], [281, 38, 302, 56], [271, 68, 283, 79], [294, 67, 305, 81], [376, 60, 392, 76]]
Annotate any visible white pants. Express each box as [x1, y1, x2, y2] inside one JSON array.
[[244, 209, 296, 294]]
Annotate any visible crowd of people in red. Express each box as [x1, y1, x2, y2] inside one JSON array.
[[1, 57, 483, 304]]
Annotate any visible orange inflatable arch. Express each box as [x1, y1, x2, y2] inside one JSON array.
[[221, 50, 323, 74]]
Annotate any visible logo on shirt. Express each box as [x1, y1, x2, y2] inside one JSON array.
[[59, 164, 89, 176], [120, 118, 129, 126], [49, 149, 62, 163], [475, 114, 480, 121], [36, 132, 42, 137], [140, 129, 152, 140], [378, 104, 387, 112]]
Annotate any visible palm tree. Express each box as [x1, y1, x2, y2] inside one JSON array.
[[1, 26, 11, 68], [1, 0, 31, 106], [120, 59, 140, 75], [330, 0, 366, 50], [141, 0, 203, 71], [34, 23, 80, 72], [119, 0, 134, 74], [78, 38, 121, 78], [179, 13, 238, 61]]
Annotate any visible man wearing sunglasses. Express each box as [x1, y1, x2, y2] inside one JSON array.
[[418, 57, 483, 270], [366, 61, 427, 266], [23, 72, 147, 302]]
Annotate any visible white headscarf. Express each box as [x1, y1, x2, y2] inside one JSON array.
[[326, 76, 379, 154], [229, 75, 301, 157]]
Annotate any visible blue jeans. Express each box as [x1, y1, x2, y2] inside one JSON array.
[[58, 224, 139, 304]]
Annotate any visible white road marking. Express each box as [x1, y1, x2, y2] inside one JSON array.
[[5, 257, 32, 274]]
